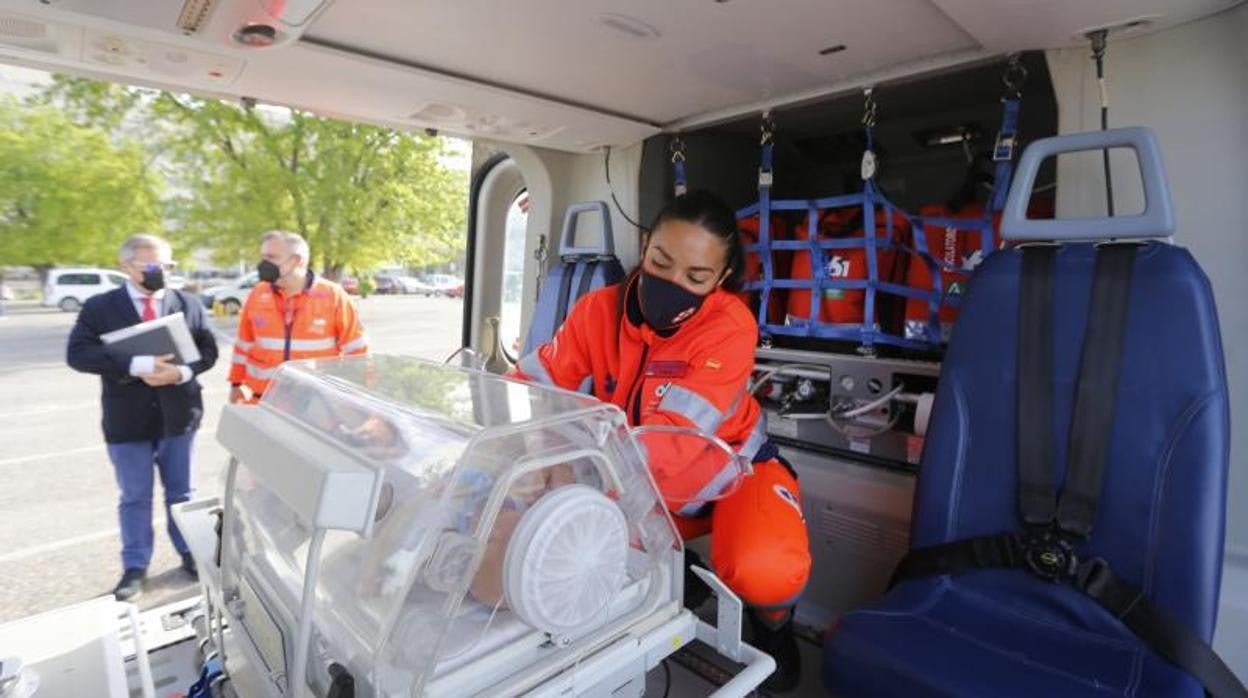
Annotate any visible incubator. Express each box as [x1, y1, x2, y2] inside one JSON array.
[[175, 355, 773, 697]]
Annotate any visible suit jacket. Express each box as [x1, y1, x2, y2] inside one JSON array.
[[67, 287, 219, 444]]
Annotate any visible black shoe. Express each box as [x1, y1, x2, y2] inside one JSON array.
[[180, 553, 198, 580], [683, 550, 713, 611], [749, 612, 802, 693], [113, 568, 146, 601]]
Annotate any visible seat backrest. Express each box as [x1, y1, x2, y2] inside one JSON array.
[[912, 128, 1230, 641], [522, 201, 626, 355]]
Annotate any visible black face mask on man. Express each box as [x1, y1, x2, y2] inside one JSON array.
[[638, 271, 710, 330], [139, 266, 165, 292], [257, 259, 282, 284]]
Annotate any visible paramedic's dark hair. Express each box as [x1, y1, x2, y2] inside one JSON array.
[[649, 190, 745, 293]]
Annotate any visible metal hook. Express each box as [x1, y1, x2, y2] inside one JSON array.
[[1002, 53, 1028, 100], [670, 135, 686, 163], [760, 111, 776, 145], [861, 87, 878, 128]]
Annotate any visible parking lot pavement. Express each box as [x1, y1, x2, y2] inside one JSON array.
[[0, 295, 464, 622]]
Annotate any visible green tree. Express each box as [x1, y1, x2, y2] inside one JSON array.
[[0, 99, 163, 279], [38, 76, 468, 279]]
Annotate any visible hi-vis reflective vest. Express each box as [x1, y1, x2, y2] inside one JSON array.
[[512, 278, 768, 516], [228, 274, 368, 396]]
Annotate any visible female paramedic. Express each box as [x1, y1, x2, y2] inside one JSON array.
[[512, 190, 811, 691]]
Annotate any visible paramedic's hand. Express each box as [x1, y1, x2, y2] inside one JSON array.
[[229, 386, 248, 404], [141, 354, 181, 387]]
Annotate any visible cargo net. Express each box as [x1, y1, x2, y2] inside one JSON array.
[[735, 181, 997, 353]]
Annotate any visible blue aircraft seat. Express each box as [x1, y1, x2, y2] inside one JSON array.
[[823, 128, 1238, 696], [522, 201, 625, 356]]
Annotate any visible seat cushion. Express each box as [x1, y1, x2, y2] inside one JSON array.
[[824, 573, 1202, 697]]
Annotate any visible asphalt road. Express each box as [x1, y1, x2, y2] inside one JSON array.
[[0, 294, 465, 622]]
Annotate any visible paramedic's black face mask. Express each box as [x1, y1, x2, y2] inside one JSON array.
[[257, 259, 281, 283], [638, 271, 708, 330]]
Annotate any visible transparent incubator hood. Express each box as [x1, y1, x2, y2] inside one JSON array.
[[218, 355, 681, 697]]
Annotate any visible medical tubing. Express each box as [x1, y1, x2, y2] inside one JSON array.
[[826, 408, 902, 440], [749, 363, 832, 397], [605, 147, 647, 231], [437, 597, 507, 663], [832, 383, 905, 419]]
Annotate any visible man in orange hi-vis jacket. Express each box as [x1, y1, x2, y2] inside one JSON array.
[[510, 191, 811, 692], [228, 230, 369, 403]]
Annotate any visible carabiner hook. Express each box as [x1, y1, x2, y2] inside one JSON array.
[[760, 111, 776, 146], [861, 87, 878, 129], [1002, 54, 1028, 100], [669, 135, 687, 163]]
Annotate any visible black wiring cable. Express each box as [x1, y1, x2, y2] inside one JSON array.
[[661, 659, 672, 698], [604, 146, 649, 233], [1090, 30, 1114, 217]]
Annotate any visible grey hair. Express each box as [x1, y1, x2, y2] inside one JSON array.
[[118, 234, 172, 264], [261, 230, 311, 265]]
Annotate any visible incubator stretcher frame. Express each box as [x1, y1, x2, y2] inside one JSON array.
[[168, 358, 776, 697]]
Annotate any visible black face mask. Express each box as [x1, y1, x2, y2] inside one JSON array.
[[257, 259, 281, 283], [638, 271, 709, 330], [140, 268, 165, 292]]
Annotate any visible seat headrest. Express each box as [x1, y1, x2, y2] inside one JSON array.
[[560, 201, 617, 257], [1001, 127, 1176, 243]]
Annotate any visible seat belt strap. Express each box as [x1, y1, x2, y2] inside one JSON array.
[[575, 259, 599, 306], [892, 536, 1248, 697], [1017, 245, 1058, 526], [552, 259, 579, 329], [1077, 559, 1248, 698], [1056, 243, 1138, 537]]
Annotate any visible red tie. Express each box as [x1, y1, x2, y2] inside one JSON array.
[[142, 296, 157, 322]]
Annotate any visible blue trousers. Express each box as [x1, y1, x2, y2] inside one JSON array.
[[106, 433, 194, 571]]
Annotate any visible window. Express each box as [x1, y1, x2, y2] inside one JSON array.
[[57, 273, 101, 285], [108, 274, 127, 286], [499, 190, 530, 356]]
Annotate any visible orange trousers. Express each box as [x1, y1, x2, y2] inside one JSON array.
[[673, 459, 812, 621]]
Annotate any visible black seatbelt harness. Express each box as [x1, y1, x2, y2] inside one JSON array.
[[891, 244, 1248, 698]]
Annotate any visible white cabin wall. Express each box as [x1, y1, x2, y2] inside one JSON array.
[[562, 143, 646, 272], [1046, 3, 1248, 553], [486, 141, 643, 347]]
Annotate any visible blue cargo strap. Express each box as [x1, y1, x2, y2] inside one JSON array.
[[672, 135, 688, 197], [990, 98, 1020, 213], [187, 657, 224, 698]]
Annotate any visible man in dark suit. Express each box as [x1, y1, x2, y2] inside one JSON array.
[[67, 234, 218, 601]]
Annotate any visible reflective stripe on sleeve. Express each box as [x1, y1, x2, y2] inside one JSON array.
[[658, 384, 724, 434]]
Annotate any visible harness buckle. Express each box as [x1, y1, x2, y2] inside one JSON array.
[[1022, 529, 1077, 582]]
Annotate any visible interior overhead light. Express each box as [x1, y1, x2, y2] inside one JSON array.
[[1074, 15, 1160, 40], [819, 44, 847, 56], [918, 125, 983, 148], [594, 13, 661, 40], [233, 23, 277, 47]]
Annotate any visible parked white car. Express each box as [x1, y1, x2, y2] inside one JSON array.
[[426, 273, 464, 297], [200, 272, 259, 314], [399, 275, 438, 296], [42, 268, 129, 312]]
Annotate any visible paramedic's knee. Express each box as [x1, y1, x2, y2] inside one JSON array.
[[709, 460, 811, 609]]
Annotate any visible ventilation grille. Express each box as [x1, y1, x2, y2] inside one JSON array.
[[177, 0, 218, 35], [0, 14, 61, 54], [819, 506, 909, 563], [0, 16, 45, 40]]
